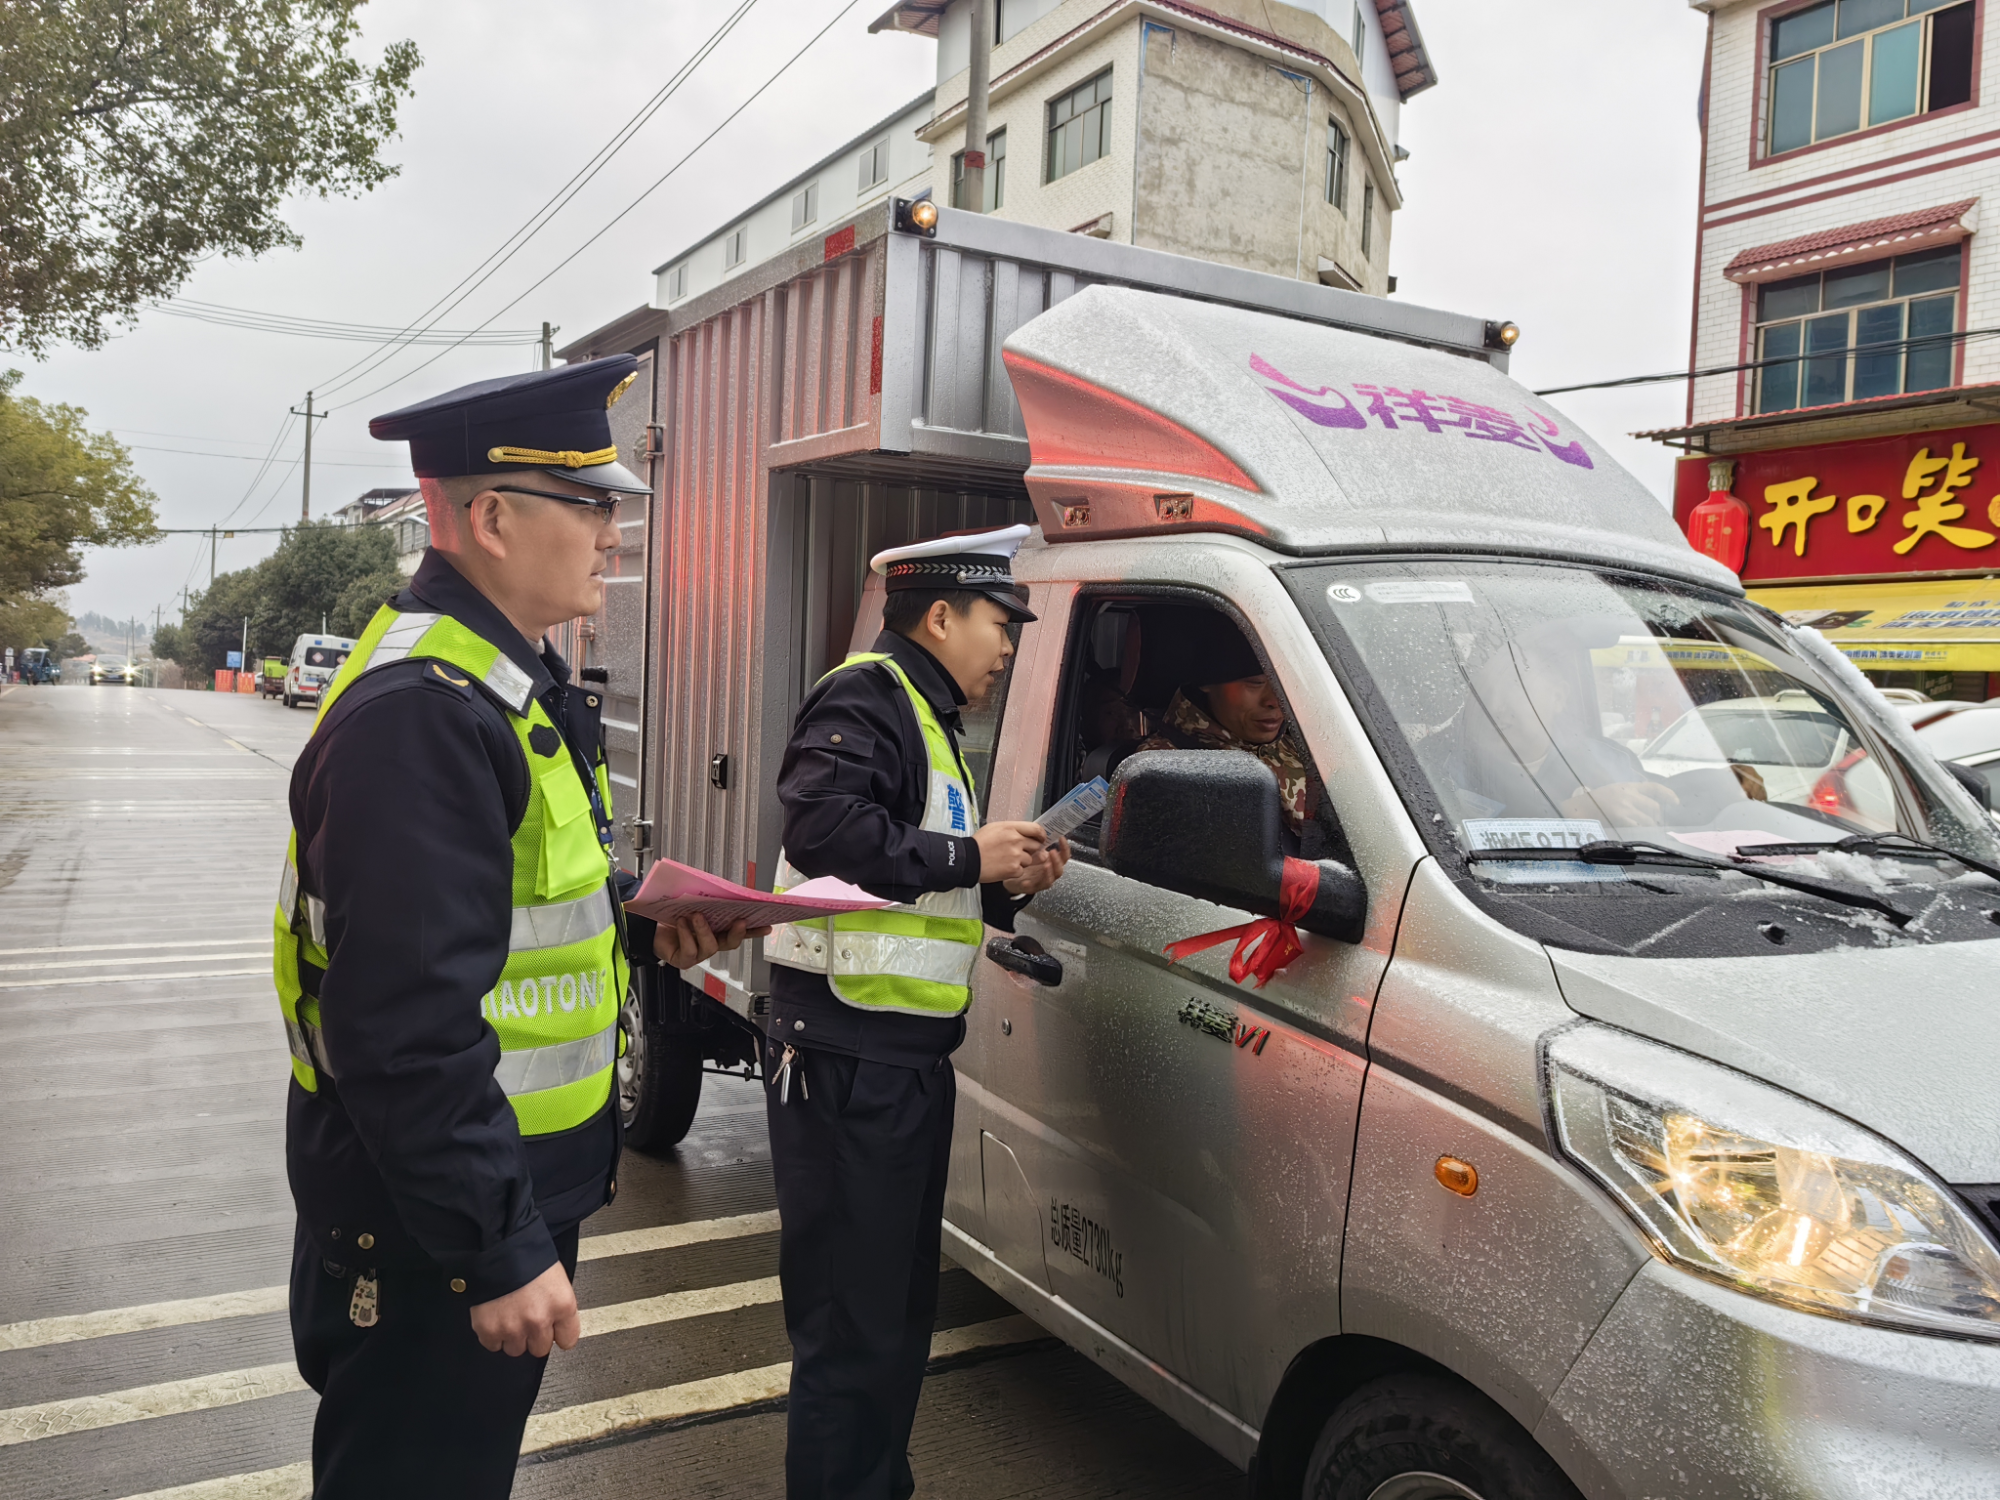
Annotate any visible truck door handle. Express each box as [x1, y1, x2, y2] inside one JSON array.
[[985, 936, 1063, 987]]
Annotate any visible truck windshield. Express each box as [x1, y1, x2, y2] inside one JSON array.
[[1290, 560, 2000, 956]]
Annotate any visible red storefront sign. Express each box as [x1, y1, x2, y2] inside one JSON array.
[[1672, 421, 2000, 584]]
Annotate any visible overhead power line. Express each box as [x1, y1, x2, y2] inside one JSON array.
[[308, 0, 768, 404], [127, 442, 406, 467], [1533, 324, 2000, 398], [150, 299, 541, 346], [336, 0, 866, 413]]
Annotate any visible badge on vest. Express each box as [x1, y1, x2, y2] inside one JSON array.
[[947, 783, 969, 833]]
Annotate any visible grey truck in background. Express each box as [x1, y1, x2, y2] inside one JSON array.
[[563, 205, 2000, 1498]]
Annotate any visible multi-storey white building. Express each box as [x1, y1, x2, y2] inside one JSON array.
[[653, 0, 1433, 311], [1658, 0, 2000, 701]]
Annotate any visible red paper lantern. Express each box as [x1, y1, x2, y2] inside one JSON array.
[[1686, 459, 1750, 573]]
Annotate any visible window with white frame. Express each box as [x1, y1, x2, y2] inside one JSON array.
[[1047, 70, 1112, 183], [1325, 119, 1350, 210], [1766, 0, 1974, 156], [858, 138, 890, 191], [666, 263, 688, 301], [1351, 2, 1366, 60], [724, 227, 747, 270], [1754, 244, 1960, 412], [951, 128, 1007, 211], [791, 182, 819, 232], [1360, 182, 1375, 257]]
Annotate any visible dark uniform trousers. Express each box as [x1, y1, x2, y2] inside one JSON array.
[[290, 1221, 581, 1499], [766, 1045, 957, 1500]]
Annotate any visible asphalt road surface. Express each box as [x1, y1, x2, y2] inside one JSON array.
[[0, 681, 1244, 1499]]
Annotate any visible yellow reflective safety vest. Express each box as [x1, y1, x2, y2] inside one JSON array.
[[764, 653, 984, 1017], [272, 604, 628, 1138]]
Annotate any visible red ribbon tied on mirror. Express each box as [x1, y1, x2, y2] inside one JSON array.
[[1162, 857, 1318, 989]]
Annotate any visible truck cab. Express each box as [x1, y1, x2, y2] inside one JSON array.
[[580, 208, 2000, 1496]]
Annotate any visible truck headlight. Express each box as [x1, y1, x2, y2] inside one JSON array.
[[1546, 1025, 2000, 1341]]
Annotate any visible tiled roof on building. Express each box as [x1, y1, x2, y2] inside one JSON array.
[[1372, 0, 1436, 99], [1724, 200, 1978, 284]]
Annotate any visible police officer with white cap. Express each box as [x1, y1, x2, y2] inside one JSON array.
[[276, 355, 757, 1497], [761, 523, 1068, 1499]]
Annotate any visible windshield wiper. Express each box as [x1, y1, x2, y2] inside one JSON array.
[[1465, 839, 1912, 926], [1738, 832, 2000, 887]]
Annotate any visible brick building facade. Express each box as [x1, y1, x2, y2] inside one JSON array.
[[1657, 0, 2000, 701]]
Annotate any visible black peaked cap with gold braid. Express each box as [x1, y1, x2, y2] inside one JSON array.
[[369, 354, 651, 494]]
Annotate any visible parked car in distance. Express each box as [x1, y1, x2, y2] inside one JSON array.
[[90, 655, 136, 686], [284, 635, 355, 709], [1638, 691, 1895, 825], [1915, 705, 2000, 803], [258, 657, 287, 699]]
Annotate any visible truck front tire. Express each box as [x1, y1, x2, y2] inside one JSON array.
[[618, 977, 704, 1151], [1302, 1374, 1582, 1500]]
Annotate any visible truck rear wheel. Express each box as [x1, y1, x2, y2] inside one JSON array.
[[1302, 1374, 1581, 1500], [618, 979, 703, 1150]]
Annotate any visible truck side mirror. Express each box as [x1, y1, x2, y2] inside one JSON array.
[[1100, 750, 1365, 943], [1944, 758, 1994, 812]]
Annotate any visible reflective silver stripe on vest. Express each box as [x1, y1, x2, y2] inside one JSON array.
[[278, 859, 299, 921], [290, 1016, 336, 1079], [367, 611, 442, 670], [303, 895, 327, 948], [494, 1022, 617, 1097], [483, 653, 533, 713], [509, 887, 614, 953], [768, 925, 979, 986]]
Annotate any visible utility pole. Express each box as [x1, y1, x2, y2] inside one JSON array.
[[210, 526, 218, 585], [962, 0, 993, 214], [290, 392, 329, 523], [540, 322, 559, 370]]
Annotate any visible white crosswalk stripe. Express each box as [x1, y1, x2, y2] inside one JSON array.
[[106, 1317, 1046, 1500], [0, 1210, 783, 1351]]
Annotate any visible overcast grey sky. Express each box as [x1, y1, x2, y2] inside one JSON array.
[[33, 0, 1709, 627]]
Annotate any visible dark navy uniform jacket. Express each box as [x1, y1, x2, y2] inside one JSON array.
[[286, 550, 645, 1302], [769, 630, 1028, 1068]]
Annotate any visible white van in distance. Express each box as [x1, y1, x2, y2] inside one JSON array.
[[284, 635, 356, 711]]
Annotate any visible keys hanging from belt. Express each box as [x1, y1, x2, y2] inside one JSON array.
[[349, 1271, 380, 1328], [770, 1042, 808, 1105]]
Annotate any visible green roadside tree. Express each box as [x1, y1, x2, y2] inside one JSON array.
[[0, 370, 158, 654], [0, 1, 421, 353], [172, 521, 396, 676], [330, 565, 406, 637]]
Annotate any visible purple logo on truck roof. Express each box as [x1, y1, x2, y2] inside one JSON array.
[[1249, 353, 1592, 469]]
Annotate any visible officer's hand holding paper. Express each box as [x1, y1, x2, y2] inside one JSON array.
[[629, 858, 895, 967]]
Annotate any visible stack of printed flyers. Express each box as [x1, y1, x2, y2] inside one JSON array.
[[624, 859, 892, 929]]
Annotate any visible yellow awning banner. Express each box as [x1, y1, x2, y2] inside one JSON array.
[[1749, 579, 2000, 673]]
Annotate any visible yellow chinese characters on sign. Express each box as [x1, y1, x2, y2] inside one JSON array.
[[1752, 441, 2000, 566]]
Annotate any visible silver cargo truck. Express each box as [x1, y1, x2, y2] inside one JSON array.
[[567, 205, 2000, 1498]]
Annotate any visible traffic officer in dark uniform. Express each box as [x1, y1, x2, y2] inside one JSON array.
[[761, 524, 1070, 1499], [275, 355, 754, 1498]]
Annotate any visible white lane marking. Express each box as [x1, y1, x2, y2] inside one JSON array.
[[0, 952, 266, 974], [575, 1209, 779, 1262], [0, 1277, 787, 1446], [0, 968, 268, 991], [0, 1288, 290, 1353], [221, 739, 252, 754], [578, 1276, 781, 1338], [107, 1317, 1047, 1498], [0, 939, 267, 958], [0, 1211, 783, 1351], [0, 1362, 308, 1446]]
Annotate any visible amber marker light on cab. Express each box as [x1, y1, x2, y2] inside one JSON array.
[[1485, 320, 1522, 351], [1436, 1157, 1479, 1197]]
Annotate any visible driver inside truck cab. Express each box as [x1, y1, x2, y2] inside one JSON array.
[[1443, 626, 1684, 831]]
